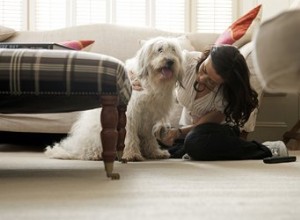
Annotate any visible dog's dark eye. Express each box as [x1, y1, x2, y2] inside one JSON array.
[[158, 47, 163, 53]]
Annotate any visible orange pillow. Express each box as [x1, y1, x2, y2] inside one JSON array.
[[58, 40, 95, 50], [215, 4, 262, 48]]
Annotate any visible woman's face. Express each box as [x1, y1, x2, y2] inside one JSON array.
[[197, 56, 223, 90]]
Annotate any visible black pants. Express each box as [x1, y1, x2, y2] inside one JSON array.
[[168, 123, 272, 160]]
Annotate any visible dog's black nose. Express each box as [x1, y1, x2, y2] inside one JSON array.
[[166, 59, 174, 67]]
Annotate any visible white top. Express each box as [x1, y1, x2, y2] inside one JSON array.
[[176, 51, 226, 126]]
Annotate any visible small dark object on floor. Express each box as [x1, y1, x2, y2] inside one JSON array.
[[263, 156, 297, 164]]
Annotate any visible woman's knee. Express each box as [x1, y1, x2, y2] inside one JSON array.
[[184, 123, 231, 160]]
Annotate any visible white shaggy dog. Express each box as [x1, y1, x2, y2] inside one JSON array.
[[45, 36, 183, 161]]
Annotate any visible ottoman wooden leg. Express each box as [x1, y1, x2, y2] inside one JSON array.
[[100, 95, 119, 179], [117, 105, 127, 162]]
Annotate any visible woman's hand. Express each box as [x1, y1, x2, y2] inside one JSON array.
[[160, 128, 180, 147], [155, 127, 181, 147]]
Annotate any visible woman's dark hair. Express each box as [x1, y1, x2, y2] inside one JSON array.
[[196, 45, 259, 127]]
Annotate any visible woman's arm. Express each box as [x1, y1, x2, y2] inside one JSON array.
[[194, 110, 225, 125], [178, 110, 224, 136]]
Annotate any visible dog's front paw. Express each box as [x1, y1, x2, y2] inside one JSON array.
[[122, 152, 145, 162], [147, 149, 170, 160]]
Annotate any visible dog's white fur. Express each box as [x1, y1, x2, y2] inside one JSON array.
[[45, 36, 183, 161]]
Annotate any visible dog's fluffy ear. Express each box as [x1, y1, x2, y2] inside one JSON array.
[[136, 42, 150, 78], [173, 45, 185, 88]]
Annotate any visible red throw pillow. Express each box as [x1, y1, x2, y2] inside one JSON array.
[[215, 4, 262, 47], [58, 40, 95, 50]]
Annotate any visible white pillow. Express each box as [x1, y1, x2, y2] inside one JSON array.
[[0, 25, 16, 41], [177, 35, 195, 51]]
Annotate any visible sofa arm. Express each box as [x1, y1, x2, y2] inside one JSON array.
[[253, 10, 300, 93]]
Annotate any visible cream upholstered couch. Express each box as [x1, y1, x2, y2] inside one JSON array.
[[0, 23, 262, 135]]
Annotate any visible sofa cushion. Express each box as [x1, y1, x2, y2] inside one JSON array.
[[186, 33, 219, 52], [0, 25, 16, 41], [140, 35, 195, 51], [215, 4, 262, 48], [177, 35, 195, 51]]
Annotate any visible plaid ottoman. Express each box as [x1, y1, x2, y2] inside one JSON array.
[[0, 49, 132, 179]]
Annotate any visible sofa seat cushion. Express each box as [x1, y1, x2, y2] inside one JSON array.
[[0, 49, 132, 113]]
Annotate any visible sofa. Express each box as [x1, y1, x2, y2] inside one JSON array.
[[253, 9, 300, 147], [0, 23, 263, 138]]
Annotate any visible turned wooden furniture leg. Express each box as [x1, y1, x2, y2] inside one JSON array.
[[100, 95, 119, 180], [283, 120, 300, 146], [116, 105, 127, 162]]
